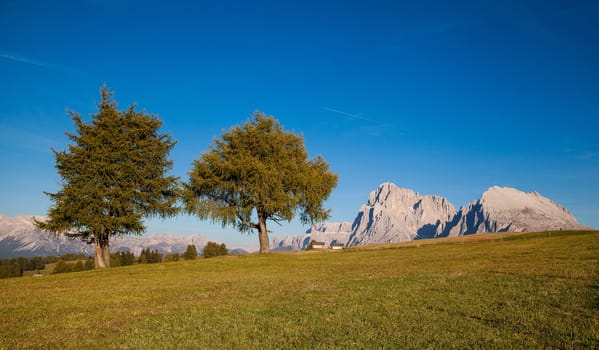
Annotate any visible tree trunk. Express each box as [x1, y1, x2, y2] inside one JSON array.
[[257, 214, 270, 254], [94, 238, 111, 268]]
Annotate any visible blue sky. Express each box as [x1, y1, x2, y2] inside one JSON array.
[[1, 0, 598, 248]]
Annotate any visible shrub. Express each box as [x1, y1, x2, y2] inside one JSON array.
[[203, 241, 228, 258], [182, 245, 198, 260], [54, 260, 72, 274], [72, 260, 84, 272], [164, 253, 180, 262]]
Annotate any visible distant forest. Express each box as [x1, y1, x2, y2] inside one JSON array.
[[1, 242, 227, 279], [0, 250, 160, 279]]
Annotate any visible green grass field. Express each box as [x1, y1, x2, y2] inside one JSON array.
[[1, 231, 597, 349]]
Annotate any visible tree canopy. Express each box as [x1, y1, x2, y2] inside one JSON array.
[[203, 242, 228, 258], [182, 244, 198, 260], [36, 86, 179, 268], [183, 112, 338, 253]]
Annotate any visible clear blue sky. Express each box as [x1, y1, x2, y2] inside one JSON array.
[[1, 0, 598, 248]]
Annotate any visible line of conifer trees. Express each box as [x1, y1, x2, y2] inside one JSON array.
[[0, 254, 90, 278], [1, 242, 230, 278], [1, 250, 152, 278]]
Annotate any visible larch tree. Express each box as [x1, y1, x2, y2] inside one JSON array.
[[183, 111, 338, 253], [35, 86, 179, 268]]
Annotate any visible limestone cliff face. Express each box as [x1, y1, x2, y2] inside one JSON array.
[[346, 182, 456, 245], [446, 186, 589, 236], [272, 182, 591, 250]]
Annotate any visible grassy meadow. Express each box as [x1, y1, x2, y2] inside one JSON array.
[[1, 230, 597, 349]]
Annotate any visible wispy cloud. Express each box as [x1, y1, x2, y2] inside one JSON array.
[[0, 52, 50, 68], [561, 145, 599, 161], [322, 107, 379, 123], [576, 151, 599, 161], [321, 106, 404, 138], [0, 123, 61, 154], [0, 51, 80, 74]]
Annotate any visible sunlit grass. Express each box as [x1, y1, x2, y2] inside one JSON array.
[[1, 230, 597, 349]]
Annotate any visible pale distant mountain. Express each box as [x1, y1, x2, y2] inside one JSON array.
[[0, 215, 250, 258], [445, 186, 590, 236], [270, 222, 352, 251], [271, 182, 591, 250], [2, 183, 591, 257], [0, 215, 95, 258]]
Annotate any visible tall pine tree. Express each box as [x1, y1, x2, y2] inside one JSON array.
[[184, 112, 337, 253], [36, 86, 179, 268]]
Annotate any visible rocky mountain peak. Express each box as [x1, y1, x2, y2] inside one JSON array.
[[271, 182, 591, 250], [481, 186, 545, 210], [367, 182, 420, 208], [448, 186, 588, 235], [2, 184, 592, 256], [347, 182, 457, 245]]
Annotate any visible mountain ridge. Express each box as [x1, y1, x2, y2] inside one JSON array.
[[0, 183, 591, 257], [0, 214, 251, 258], [272, 183, 591, 250]]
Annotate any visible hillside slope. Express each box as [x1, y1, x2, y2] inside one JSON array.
[[1, 230, 597, 349]]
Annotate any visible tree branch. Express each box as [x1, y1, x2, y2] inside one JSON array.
[[270, 216, 284, 226], [238, 215, 259, 230]]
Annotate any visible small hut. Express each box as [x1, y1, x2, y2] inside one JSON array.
[[330, 243, 345, 250], [309, 240, 326, 249]]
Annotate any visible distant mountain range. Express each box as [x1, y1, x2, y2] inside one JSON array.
[[0, 182, 591, 258], [270, 222, 353, 252], [271, 182, 591, 250], [0, 215, 249, 258]]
